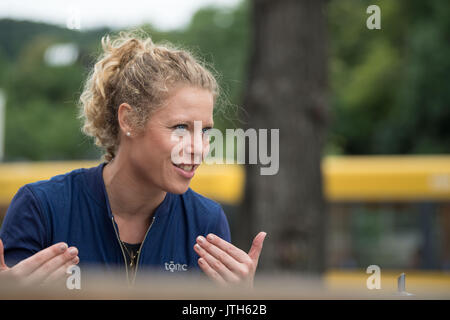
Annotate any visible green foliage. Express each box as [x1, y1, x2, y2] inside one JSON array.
[[0, 2, 251, 161], [5, 100, 94, 160], [327, 0, 450, 155], [0, 26, 103, 160], [0, 0, 449, 160]]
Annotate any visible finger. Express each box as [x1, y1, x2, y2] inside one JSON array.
[[248, 232, 267, 263], [0, 238, 7, 270], [24, 247, 79, 285], [203, 234, 250, 264], [42, 256, 79, 285], [13, 242, 68, 277], [197, 258, 227, 287], [195, 237, 249, 277], [194, 241, 240, 283]]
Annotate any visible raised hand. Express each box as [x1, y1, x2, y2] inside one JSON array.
[[0, 238, 79, 287], [194, 231, 267, 288]]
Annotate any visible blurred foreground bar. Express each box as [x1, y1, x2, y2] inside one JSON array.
[[1, 270, 449, 299]]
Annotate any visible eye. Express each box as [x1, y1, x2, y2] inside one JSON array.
[[173, 124, 188, 130], [202, 127, 212, 135]]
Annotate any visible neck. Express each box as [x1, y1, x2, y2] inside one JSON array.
[[102, 153, 167, 222]]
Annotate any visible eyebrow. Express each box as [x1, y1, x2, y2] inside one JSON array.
[[170, 118, 214, 127]]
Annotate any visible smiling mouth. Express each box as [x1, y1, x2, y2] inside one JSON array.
[[172, 163, 198, 172]]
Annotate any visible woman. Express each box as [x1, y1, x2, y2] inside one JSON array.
[[0, 32, 266, 288]]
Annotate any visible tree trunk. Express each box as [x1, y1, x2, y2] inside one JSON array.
[[237, 0, 329, 274]]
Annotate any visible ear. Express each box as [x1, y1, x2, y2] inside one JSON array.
[[117, 103, 133, 136]]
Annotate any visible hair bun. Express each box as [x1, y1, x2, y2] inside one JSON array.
[[101, 32, 154, 73]]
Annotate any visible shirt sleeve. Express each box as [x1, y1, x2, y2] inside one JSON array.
[[0, 185, 48, 267], [212, 205, 231, 243]]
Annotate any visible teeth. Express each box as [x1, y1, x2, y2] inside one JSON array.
[[177, 164, 193, 171]]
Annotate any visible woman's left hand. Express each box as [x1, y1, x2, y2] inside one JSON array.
[[194, 231, 267, 288]]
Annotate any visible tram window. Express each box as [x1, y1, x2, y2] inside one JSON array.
[[328, 202, 450, 270]]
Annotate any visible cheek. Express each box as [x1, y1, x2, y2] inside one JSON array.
[[132, 136, 169, 166], [145, 130, 174, 154], [203, 139, 210, 157]]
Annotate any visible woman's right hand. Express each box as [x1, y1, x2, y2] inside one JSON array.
[[0, 238, 79, 287]]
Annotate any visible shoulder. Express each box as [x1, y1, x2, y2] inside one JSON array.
[[182, 187, 222, 209], [20, 164, 102, 211], [0, 166, 94, 252], [178, 188, 231, 241], [28, 167, 85, 190], [26, 164, 100, 197], [180, 187, 223, 216]]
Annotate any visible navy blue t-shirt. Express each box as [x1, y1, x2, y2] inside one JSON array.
[[0, 163, 231, 283]]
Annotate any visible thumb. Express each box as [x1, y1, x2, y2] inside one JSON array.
[[0, 238, 7, 270], [248, 231, 267, 263]]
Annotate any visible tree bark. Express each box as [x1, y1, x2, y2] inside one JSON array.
[[237, 0, 329, 274]]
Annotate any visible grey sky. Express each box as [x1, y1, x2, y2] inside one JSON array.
[[0, 0, 242, 31]]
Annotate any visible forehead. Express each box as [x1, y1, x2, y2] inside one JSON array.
[[152, 86, 214, 124]]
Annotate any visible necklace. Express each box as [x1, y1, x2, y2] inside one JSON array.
[[121, 241, 140, 268]]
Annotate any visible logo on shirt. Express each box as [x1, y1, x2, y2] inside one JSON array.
[[164, 261, 188, 272]]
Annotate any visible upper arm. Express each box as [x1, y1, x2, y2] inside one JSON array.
[[0, 186, 48, 267]]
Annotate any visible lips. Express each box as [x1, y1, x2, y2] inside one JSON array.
[[172, 162, 199, 178], [174, 164, 195, 171]]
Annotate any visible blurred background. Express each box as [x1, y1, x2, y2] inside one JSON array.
[[0, 0, 449, 294]]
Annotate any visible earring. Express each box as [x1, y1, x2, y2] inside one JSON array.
[[126, 132, 131, 137]]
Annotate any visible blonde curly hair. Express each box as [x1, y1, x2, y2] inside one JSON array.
[[79, 30, 219, 162]]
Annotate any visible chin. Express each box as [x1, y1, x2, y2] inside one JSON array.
[[166, 182, 190, 195]]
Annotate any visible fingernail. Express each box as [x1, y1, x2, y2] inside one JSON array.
[[198, 258, 204, 265], [197, 236, 205, 244], [194, 244, 201, 251], [68, 247, 77, 256], [59, 243, 68, 252], [207, 234, 215, 241]]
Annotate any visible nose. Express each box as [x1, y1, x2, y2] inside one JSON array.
[[184, 130, 204, 164]]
